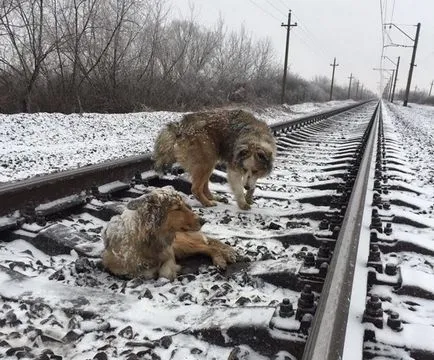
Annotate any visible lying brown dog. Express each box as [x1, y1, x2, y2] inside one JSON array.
[[101, 187, 237, 280]]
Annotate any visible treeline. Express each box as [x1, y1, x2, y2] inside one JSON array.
[[393, 90, 434, 106], [0, 0, 373, 114]]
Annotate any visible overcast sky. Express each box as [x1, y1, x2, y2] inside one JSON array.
[[172, 0, 434, 96]]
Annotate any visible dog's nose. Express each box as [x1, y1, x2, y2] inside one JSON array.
[[244, 185, 251, 190], [199, 217, 206, 226]]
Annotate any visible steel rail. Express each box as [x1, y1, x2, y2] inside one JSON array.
[[301, 102, 380, 360], [271, 100, 372, 134], [0, 101, 372, 217], [0, 154, 153, 217]]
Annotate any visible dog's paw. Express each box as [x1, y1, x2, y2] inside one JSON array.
[[245, 195, 254, 205], [203, 200, 217, 207], [158, 263, 180, 281], [209, 240, 238, 270], [201, 234, 209, 244], [237, 201, 251, 210], [213, 194, 229, 204]]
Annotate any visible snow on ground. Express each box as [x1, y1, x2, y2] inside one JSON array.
[[0, 100, 355, 183], [0, 100, 433, 358], [384, 102, 434, 197]]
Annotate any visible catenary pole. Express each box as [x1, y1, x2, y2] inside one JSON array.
[[403, 23, 421, 106], [391, 56, 400, 103]]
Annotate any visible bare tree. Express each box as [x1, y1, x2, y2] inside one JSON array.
[[0, 0, 59, 111]]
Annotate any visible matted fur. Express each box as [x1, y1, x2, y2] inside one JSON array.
[[101, 187, 237, 280], [153, 110, 276, 210]]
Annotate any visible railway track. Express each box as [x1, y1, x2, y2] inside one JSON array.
[[0, 100, 433, 360]]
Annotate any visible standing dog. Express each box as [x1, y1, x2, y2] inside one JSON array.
[[154, 110, 276, 210], [101, 187, 237, 280]]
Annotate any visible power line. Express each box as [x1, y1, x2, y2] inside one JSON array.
[[389, 0, 396, 24], [246, 0, 281, 22], [274, 0, 289, 11], [264, 0, 285, 15], [379, 0, 386, 94]]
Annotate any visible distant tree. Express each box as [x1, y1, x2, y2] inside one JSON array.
[[0, 0, 60, 112]]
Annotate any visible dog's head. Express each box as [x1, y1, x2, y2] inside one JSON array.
[[235, 140, 276, 190], [127, 187, 204, 244]]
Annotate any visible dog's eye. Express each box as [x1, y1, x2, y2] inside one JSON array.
[[256, 151, 268, 163], [238, 149, 249, 159]]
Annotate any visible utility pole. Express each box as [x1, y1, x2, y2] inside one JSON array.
[[347, 73, 353, 99], [355, 80, 360, 99], [391, 56, 400, 103], [388, 70, 395, 101], [329, 57, 339, 101], [429, 80, 433, 97], [281, 10, 297, 104], [403, 23, 421, 106]]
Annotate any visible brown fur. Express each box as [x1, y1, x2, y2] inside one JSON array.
[[154, 110, 276, 210], [101, 187, 237, 280]]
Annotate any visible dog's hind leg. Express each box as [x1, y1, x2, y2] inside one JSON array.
[[173, 232, 237, 269], [191, 165, 217, 207]]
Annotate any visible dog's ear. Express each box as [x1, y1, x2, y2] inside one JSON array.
[[126, 195, 149, 211]]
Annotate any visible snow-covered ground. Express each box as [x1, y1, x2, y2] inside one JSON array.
[[0, 100, 355, 183], [1, 100, 433, 359]]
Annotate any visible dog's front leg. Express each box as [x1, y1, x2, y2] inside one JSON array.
[[245, 185, 255, 205], [158, 254, 180, 281], [227, 167, 250, 210], [244, 176, 258, 205]]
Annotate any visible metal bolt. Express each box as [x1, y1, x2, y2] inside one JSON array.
[[368, 244, 381, 262], [387, 311, 403, 332], [316, 242, 331, 266], [36, 215, 46, 227], [368, 244, 382, 272], [370, 209, 383, 233], [319, 262, 328, 278], [296, 285, 316, 320], [362, 294, 383, 329], [279, 298, 294, 318], [319, 219, 329, 230], [384, 263, 397, 276], [373, 179, 381, 191], [299, 313, 313, 335], [304, 252, 316, 267], [384, 223, 392, 235], [372, 193, 382, 206], [134, 172, 143, 184], [332, 226, 341, 239]]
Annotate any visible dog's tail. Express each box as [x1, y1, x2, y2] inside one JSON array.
[[153, 122, 179, 173]]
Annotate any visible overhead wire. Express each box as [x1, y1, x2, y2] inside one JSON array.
[[246, 0, 281, 22], [379, 0, 387, 94], [247, 0, 333, 73], [389, 0, 396, 24], [264, 0, 285, 15]]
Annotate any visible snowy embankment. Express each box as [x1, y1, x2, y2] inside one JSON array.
[[0, 100, 355, 183]]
